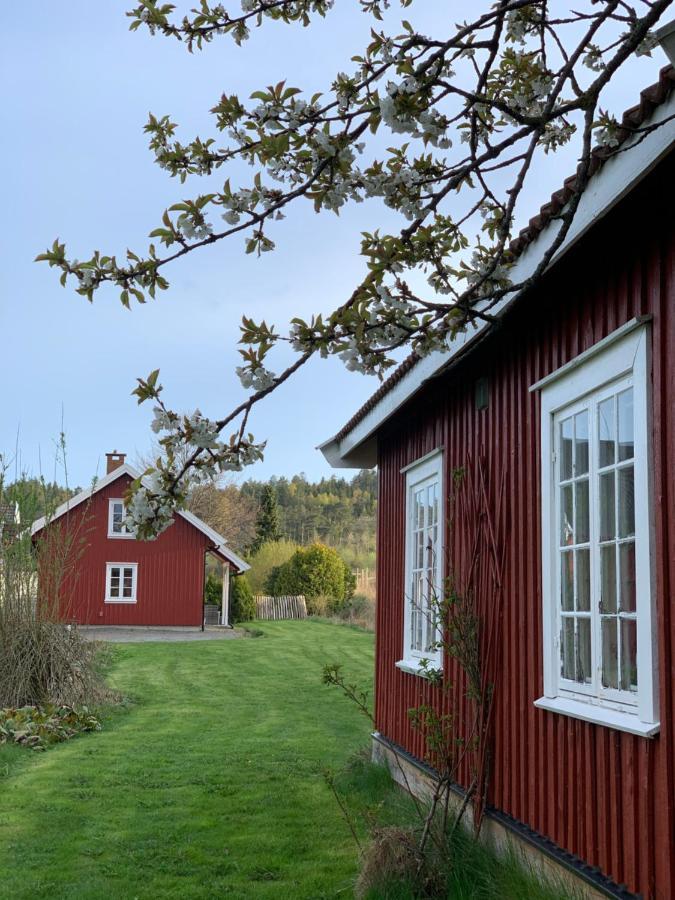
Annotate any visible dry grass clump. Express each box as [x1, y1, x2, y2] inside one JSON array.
[[0, 481, 115, 711], [355, 826, 445, 899], [0, 615, 113, 709]]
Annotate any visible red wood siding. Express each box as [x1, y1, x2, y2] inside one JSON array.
[[39, 474, 209, 626], [375, 153, 674, 898]]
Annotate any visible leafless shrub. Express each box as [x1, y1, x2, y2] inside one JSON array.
[[0, 460, 115, 709]]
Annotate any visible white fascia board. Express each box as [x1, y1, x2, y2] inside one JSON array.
[[31, 463, 250, 572], [320, 90, 675, 470], [178, 508, 250, 572], [31, 464, 140, 535]]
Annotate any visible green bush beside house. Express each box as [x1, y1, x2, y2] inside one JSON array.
[[267, 542, 355, 613]]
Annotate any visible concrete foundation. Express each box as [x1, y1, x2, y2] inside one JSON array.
[[371, 732, 631, 900]]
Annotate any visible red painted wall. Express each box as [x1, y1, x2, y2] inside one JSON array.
[[37, 473, 210, 626], [375, 152, 674, 898]]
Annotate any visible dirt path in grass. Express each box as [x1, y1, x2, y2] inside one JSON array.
[[79, 625, 244, 642]]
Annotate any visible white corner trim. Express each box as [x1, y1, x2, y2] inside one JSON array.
[[534, 696, 660, 738], [400, 447, 444, 474], [529, 316, 652, 393]]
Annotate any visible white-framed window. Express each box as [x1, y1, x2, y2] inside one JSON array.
[[108, 499, 133, 539], [534, 321, 658, 737], [105, 562, 138, 603], [397, 449, 444, 675]]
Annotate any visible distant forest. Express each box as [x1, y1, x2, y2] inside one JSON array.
[[1, 470, 378, 569], [240, 471, 377, 567]]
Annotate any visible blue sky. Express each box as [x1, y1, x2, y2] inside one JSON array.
[[0, 3, 667, 489]]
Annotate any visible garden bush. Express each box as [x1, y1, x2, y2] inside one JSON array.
[[0, 616, 112, 709], [0, 504, 113, 709], [245, 539, 297, 594], [266, 543, 354, 609], [230, 574, 256, 623], [204, 572, 222, 605]]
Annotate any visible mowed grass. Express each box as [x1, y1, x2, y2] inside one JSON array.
[[0, 621, 374, 899]]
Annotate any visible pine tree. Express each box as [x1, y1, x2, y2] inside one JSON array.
[[250, 484, 282, 554]]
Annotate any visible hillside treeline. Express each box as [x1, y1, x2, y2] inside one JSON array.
[[240, 471, 377, 566]]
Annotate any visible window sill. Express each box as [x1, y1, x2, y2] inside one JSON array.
[[104, 599, 137, 604], [107, 533, 135, 540], [395, 659, 442, 679], [534, 696, 659, 738]]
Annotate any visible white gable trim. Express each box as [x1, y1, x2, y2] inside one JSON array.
[[30, 464, 139, 535], [320, 88, 675, 469], [31, 463, 249, 573]]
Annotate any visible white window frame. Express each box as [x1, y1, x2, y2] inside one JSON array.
[[396, 449, 444, 676], [108, 499, 134, 539], [105, 562, 138, 604], [533, 321, 659, 737]]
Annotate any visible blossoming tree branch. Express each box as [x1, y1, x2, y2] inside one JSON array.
[[38, 0, 673, 537]]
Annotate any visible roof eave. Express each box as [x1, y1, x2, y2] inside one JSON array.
[[31, 465, 249, 570], [321, 76, 675, 470]]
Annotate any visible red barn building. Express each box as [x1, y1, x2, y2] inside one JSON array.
[[321, 67, 675, 898], [31, 453, 248, 628]]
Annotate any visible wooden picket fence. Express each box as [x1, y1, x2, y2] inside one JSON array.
[[254, 595, 307, 620]]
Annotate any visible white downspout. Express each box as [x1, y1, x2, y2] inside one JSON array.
[[221, 562, 231, 626]]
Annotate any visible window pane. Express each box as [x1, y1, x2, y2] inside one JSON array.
[[575, 480, 589, 544], [560, 418, 573, 481], [425, 532, 434, 570], [415, 490, 424, 529], [431, 483, 439, 526], [619, 542, 636, 613], [620, 619, 638, 692], [416, 531, 424, 569], [599, 472, 615, 541], [560, 484, 573, 545], [577, 618, 592, 684], [618, 466, 635, 538], [112, 507, 122, 532], [576, 549, 590, 611], [598, 397, 615, 468], [601, 618, 619, 689], [410, 574, 420, 650], [561, 617, 575, 681], [561, 551, 574, 611], [600, 545, 617, 614], [617, 389, 634, 462], [574, 411, 589, 476]]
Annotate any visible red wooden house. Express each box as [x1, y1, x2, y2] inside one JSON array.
[[31, 453, 248, 628], [321, 66, 675, 898]]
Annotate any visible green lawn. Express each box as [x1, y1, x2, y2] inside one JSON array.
[[0, 621, 375, 899]]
